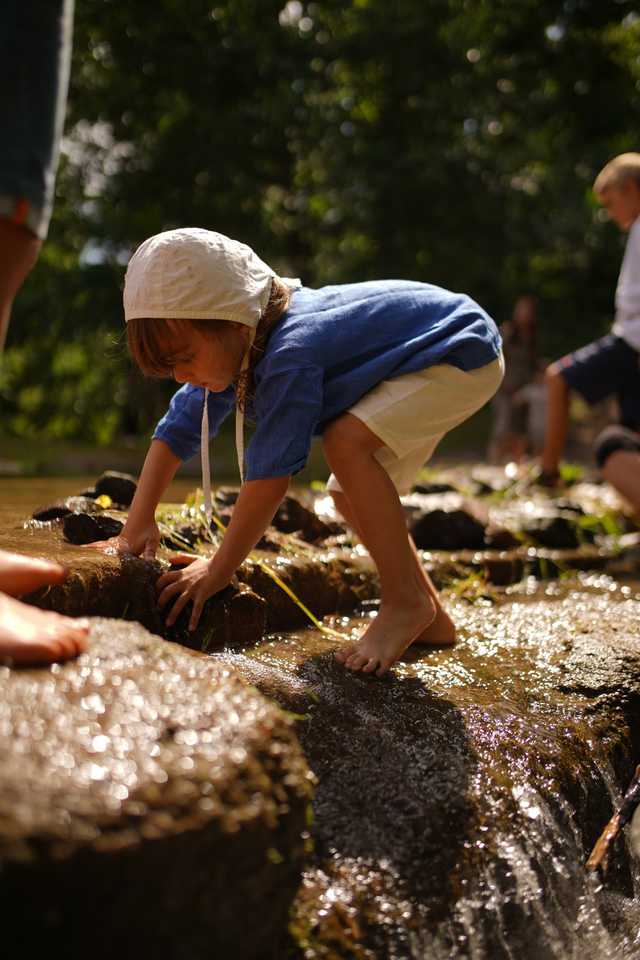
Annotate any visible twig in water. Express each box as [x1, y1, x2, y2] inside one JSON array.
[[586, 763, 640, 871]]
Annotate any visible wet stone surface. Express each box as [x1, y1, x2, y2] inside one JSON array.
[[0, 618, 312, 959], [3, 470, 640, 958], [224, 578, 640, 960]]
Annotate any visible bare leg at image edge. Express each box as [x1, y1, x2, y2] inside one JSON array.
[[0, 223, 89, 664], [0, 219, 89, 664], [0, 1, 89, 664]]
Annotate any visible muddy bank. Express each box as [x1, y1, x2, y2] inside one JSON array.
[[0, 618, 312, 960]]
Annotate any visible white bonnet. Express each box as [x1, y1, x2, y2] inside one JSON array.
[[122, 227, 301, 500], [123, 227, 278, 327]]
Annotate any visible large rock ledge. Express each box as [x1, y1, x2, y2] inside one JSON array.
[[222, 585, 640, 959], [5, 474, 640, 957], [0, 619, 313, 960]]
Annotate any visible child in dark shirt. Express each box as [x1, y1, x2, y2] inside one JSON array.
[[541, 153, 640, 512]]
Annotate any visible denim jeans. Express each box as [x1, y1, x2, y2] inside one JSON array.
[[0, 0, 74, 238]]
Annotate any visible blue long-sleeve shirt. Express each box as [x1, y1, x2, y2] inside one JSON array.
[[153, 280, 501, 480]]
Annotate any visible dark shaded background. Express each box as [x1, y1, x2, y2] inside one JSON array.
[[1, 0, 638, 467]]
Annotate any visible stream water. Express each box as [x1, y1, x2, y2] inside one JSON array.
[[227, 582, 640, 959], [3, 477, 640, 958]]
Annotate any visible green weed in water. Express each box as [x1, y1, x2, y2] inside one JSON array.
[[447, 569, 496, 603], [559, 462, 584, 485], [200, 624, 216, 654]]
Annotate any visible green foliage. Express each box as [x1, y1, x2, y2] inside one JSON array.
[[559, 462, 585, 485], [3, 0, 640, 443]]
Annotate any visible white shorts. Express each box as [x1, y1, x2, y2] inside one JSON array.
[[326, 353, 505, 496]]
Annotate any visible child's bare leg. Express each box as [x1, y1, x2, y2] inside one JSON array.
[[331, 490, 456, 646], [323, 414, 436, 675], [406, 535, 456, 645], [0, 550, 89, 665]]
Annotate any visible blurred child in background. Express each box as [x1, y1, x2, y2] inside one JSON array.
[[488, 294, 539, 463]]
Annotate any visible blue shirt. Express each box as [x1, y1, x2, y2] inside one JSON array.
[[153, 280, 501, 480]]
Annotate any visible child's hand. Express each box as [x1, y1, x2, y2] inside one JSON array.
[[156, 556, 231, 630], [86, 520, 161, 559]]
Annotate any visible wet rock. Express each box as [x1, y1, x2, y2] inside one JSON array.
[[522, 515, 592, 550], [26, 555, 267, 654], [272, 495, 342, 543], [159, 523, 202, 551], [94, 470, 137, 507], [9, 470, 640, 956], [230, 588, 640, 959], [552, 498, 585, 515], [559, 633, 640, 707], [470, 478, 496, 496], [410, 508, 486, 551], [484, 525, 521, 550], [254, 528, 312, 554], [255, 531, 284, 552], [219, 508, 234, 527], [165, 581, 268, 654], [32, 496, 104, 522], [482, 553, 525, 585], [243, 551, 378, 631], [411, 481, 459, 495], [215, 486, 240, 507], [0, 619, 312, 960], [63, 513, 124, 545]]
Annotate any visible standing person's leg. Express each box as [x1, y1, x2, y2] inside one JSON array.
[[323, 357, 503, 675], [324, 414, 437, 675], [0, 1, 88, 665], [0, 221, 41, 351], [329, 488, 456, 646], [540, 366, 570, 482]]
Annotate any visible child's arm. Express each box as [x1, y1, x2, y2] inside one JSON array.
[[156, 475, 290, 630], [540, 365, 570, 483], [91, 439, 181, 557]]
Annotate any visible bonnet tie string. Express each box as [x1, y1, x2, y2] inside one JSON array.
[[201, 387, 214, 534], [234, 329, 255, 486]]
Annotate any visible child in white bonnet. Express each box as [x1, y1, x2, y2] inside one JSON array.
[[107, 227, 503, 676]]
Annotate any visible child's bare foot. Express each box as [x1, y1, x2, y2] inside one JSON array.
[[0, 592, 89, 665], [0, 550, 89, 665], [413, 603, 457, 647], [335, 592, 436, 676], [0, 549, 68, 598]]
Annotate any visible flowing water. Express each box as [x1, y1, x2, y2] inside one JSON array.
[[227, 584, 640, 959]]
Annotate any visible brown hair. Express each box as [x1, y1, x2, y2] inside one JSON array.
[[127, 276, 292, 410]]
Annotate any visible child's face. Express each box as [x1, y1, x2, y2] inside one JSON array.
[[598, 182, 640, 231], [168, 322, 250, 392]]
